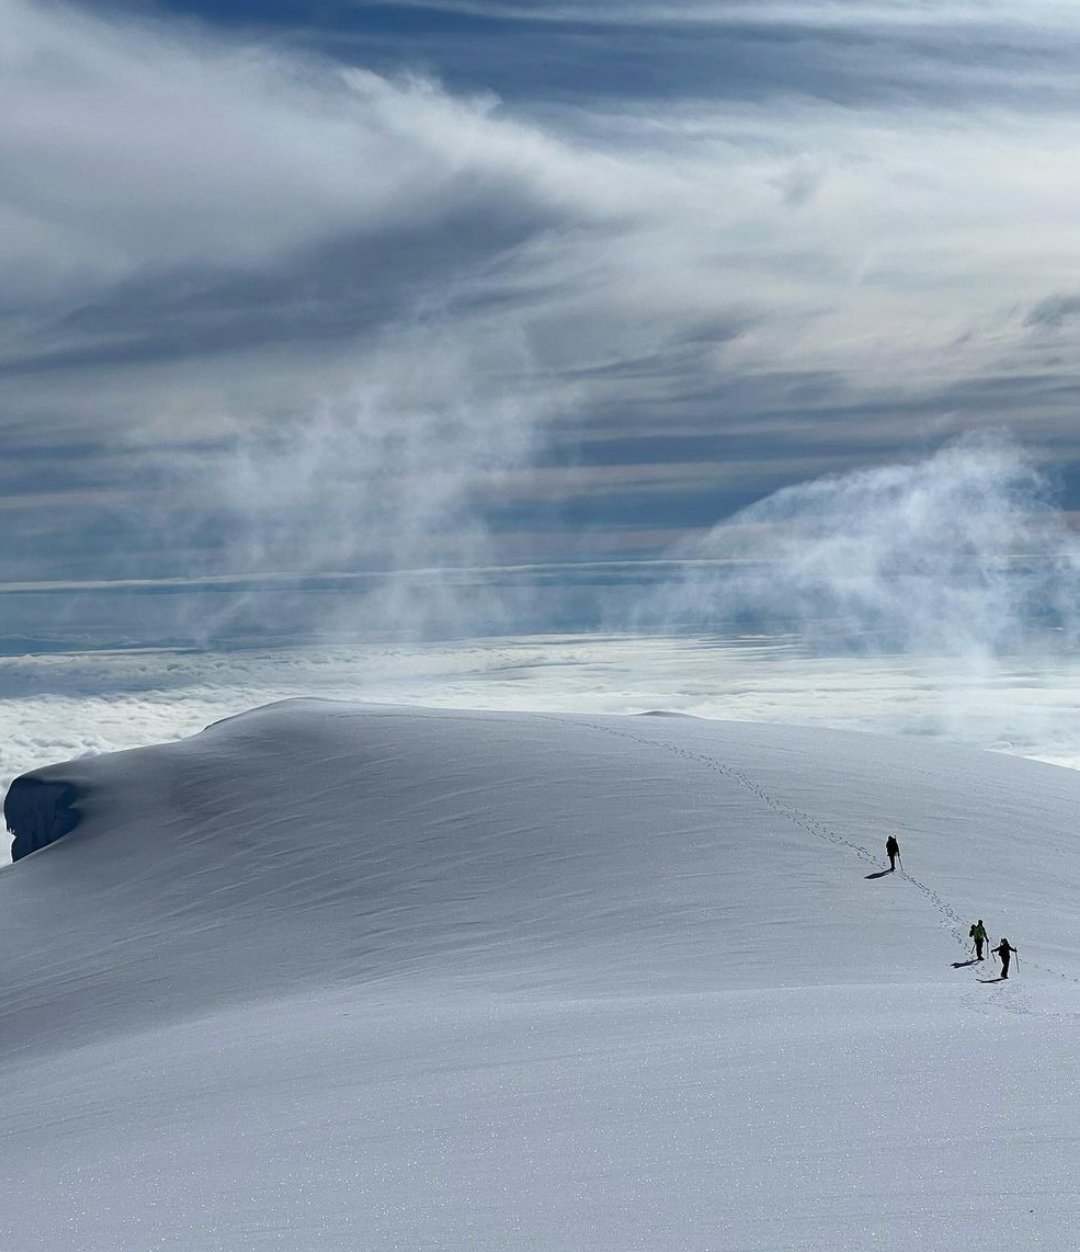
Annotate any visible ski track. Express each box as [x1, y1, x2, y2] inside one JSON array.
[[550, 716, 1080, 1003]]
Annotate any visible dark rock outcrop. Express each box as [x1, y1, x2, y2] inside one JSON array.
[[4, 776, 81, 861]]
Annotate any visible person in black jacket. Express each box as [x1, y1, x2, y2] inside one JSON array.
[[885, 834, 900, 872], [995, 937, 1018, 979]]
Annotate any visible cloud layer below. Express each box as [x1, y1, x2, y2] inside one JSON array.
[[6, 632, 1080, 864]]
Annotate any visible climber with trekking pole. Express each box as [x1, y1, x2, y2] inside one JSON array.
[[885, 834, 902, 873], [995, 937, 1019, 979]]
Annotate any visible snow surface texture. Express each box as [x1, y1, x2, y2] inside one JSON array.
[[2, 700, 1080, 1250]]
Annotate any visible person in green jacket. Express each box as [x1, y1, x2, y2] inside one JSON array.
[[969, 919, 988, 961]]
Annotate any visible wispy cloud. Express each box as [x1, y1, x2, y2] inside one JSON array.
[[7, 0, 1080, 639]]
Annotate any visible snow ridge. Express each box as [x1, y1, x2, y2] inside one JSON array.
[[4, 700, 1080, 1250]]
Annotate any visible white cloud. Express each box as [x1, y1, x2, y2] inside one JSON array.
[[7, 0, 1080, 407], [0, 2, 539, 290], [350, 0, 1080, 27]]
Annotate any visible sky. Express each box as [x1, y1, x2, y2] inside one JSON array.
[[7, 0, 1080, 646]]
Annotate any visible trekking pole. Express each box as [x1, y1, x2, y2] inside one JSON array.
[[897, 855, 904, 873]]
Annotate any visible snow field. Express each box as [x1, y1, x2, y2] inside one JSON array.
[[2, 700, 1079, 1250]]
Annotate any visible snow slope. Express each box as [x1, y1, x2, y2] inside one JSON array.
[[2, 700, 1080, 1250]]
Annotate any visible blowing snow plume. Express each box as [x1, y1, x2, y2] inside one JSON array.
[[115, 326, 566, 648], [651, 434, 1080, 656]]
